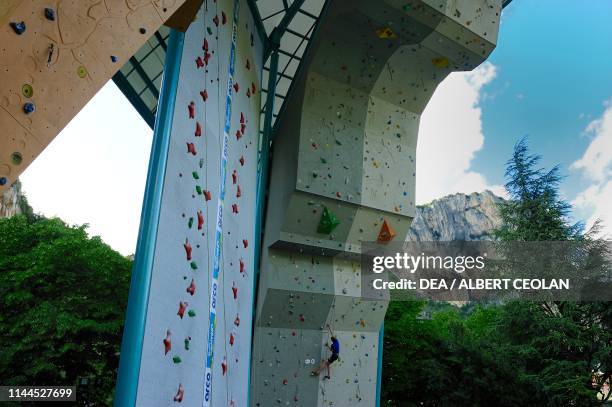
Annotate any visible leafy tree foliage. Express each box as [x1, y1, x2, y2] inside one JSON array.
[[0, 215, 131, 405]]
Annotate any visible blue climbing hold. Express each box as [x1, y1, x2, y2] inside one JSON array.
[[10, 21, 26, 35], [23, 102, 35, 114], [44, 8, 56, 21], [0, 177, 7, 186], [110, 55, 118, 63]]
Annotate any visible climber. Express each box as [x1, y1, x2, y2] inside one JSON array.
[[311, 325, 339, 380]]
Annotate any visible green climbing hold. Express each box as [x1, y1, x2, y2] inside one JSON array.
[[173, 356, 182, 364], [188, 217, 194, 228], [317, 206, 340, 234], [335, 139, 342, 146], [196, 185, 202, 195], [320, 157, 327, 164], [312, 171, 318, 178], [192, 171, 199, 180], [22, 84, 33, 98], [207, 27, 213, 35], [190, 261, 198, 270], [187, 310, 196, 317], [184, 338, 190, 350], [199, 158, 204, 168]]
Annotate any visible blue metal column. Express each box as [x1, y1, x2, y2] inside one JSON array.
[[114, 29, 185, 407], [376, 323, 384, 407]]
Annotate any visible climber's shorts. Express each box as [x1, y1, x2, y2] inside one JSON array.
[[328, 353, 339, 364]]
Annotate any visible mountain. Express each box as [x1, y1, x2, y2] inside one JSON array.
[[407, 190, 504, 241], [0, 180, 32, 219]]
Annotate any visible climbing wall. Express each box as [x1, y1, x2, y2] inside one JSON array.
[[135, 0, 262, 406], [0, 0, 196, 193], [251, 0, 502, 405]]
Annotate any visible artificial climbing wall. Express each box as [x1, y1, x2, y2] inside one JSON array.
[[252, 0, 502, 405], [0, 0, 197, 193], [135, 1, 262, 406]]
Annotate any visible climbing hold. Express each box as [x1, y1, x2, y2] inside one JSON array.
[[232, 283, 238, 299], [240, 123, 246, 134], [282, 379, 288, 385], [246, 59, 250, 70], [234, 315, 240, 326], [11, 152, 23, 166], [222, 11, 227, 24], [188, 102, 195, 119], [240, 112, 245, 123], [221, 358, 227, 375], [299, 314, 305, 322], [376, 27, 396, 39], [21, 84, 33, 98], [200, 90, 208, 102], [190, 261, 198, 270], [235, 129, 242, 140], [173, 384, 184, 402], [213, 15, 219, 26], [187, 143, 197, 155], [207, 27, 213, 35], [183, 239, 192, 260], [23, 102, 35, 114], [204, 190, 212, 201], [251, 83, 256, 93], [232, 170, 237, 184], [111, 55, 118, 63], [195, 122, 202, 137], [236, 186, 241, 198], [177, 302, 188, 319], [432, 57, 449, 68], [44, 8, 56, 21], [184, 337, 191, 350], [139, 27, 147, 34], [232, 203, 239, 214], [10, 21, 26, 35], [199, 159, 204, 169], [187, 309, 196, 317], [203, 39, 209, 51], [246, 89, 251, 98], [196, 186, 202, 195], [239, 259, 245, 274], [0, 178, 7, 186], [188, 217, 194, 228], [163, 330, 172, 355], [229, 333, 235, 346], [192, 171, 199, 180], [242, 239, 248, 248], [377, 219, 397, 242], [196, 56, 204, 68], [197, 210, 204, 230], [317, 207, 340, 234], [239, 156, 244, 166], [173, 356, 182, 364], [77, 65, 88, 78], [233, 83, 239, 92], [186, 279, 196, 296]]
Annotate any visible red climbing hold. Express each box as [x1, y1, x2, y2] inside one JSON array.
[[233, 82, 239, 92], [187, 143, 197, 155], [184, 239, 192, 260], [196, 56, 204, 68], [222, 11, 227, 24], [236, 186, 241, 198], [195, 122, 202, 137], [235, 129, 242, 140], [232, 170, 237, 184], [213, 15, 219, 26], [232, 282, 238, 299], [204, 51, 211, 65], [246, 59, 250, 70], [242, 239, 248, 248], [200, 89, 208, 102], [232, 203, 239, 214], [240, 112, 245, 123], [186, 279, 196, 296], [299, 314, 305, 322], [229, 333, 235, 346], [188, 102, 195, 118], [197, 210, 204, 230], [251, 82, 256, 93], [239, 156, 244, 166], [163, 329, 172, 355], [177, 301, 188, 319], [240, 123, 246, 134], [239, 259, 245, 274], [234, 315, 240, 326], [336, 192, 342, 198], [246, 88, 251, 98], [283, 378, 288, 385], [377, 219, 397, 242], [311, 142, 318, 149], [221, 358, 227, 375], [174, 384, 184, 403], [203, 38, 209, 51], [204, 190, 212, 201], [292, 331, 296, 336]]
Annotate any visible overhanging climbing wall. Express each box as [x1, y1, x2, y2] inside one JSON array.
[[251, 0, 502, 405], [134, 1, 262, 405]]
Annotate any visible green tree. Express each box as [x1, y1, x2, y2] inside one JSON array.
[[0, 215, 131, 405]]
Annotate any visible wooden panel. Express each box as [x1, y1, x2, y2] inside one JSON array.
[[0, 0, 188, 192]]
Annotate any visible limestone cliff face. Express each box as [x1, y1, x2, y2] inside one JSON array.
[[0, 180, 23, 218], [407, 191, 504, 242]]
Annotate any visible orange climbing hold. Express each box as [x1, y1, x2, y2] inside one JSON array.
[[163, 330, 172, 355], [377, 219, 397, 242], [197, 210, 204, 230], [173, 384, 184, 402]]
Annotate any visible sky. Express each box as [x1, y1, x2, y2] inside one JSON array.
[[20, 0, 612, 254]]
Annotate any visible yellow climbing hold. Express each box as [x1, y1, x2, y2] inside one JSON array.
[[77, 66, 88, 78], [21, 84, 33, 98], [376, 27, 396, 39], [432, 57, 449, 68]]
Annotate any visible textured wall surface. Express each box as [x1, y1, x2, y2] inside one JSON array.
[[135, 0, 262, 405], [0, 0, 190, 194], [251, 0, 502, 405]]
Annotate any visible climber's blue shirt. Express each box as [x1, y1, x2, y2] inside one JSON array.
[[331, 338, 340, 355]]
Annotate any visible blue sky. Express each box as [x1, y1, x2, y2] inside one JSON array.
[[20, 0, 612, 254]]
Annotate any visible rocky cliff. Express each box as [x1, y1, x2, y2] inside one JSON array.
[[408, 191, 504, 241], [0, 180, 24, 218]]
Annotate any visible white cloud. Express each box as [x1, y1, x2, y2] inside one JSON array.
[[416, 62, 506, 204], [20, 82, 152, 255], [571, 99, 612, 237]]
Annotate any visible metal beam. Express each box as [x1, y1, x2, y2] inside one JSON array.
[[264, 0, 306, 60], [112, 71, 156, 129], [502, 0, 513, 8]]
